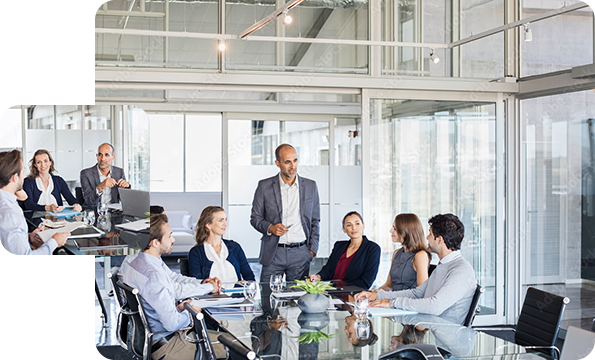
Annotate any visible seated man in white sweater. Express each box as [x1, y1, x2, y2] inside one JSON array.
[[356, 213, 476, 325]]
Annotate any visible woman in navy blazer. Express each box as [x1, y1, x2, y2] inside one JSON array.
[[188, 206, 255, 283], [309, 211, 381, 289], [22, 149, 82, 212]]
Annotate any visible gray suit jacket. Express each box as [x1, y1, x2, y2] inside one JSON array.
[[250, 174, 320, 266], [80, 164, 126, 206]]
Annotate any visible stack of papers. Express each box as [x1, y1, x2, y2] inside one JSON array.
[[366, 307, 418, 317], [191, 297, 245, 308], [271, 290, 306, 298], [38, 221, 85, 243], [115, 219, 150, 232]]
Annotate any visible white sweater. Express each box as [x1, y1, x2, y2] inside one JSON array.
[[377, 251, 476, 325]]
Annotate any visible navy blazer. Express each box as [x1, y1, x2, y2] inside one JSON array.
[[317, 236, 381, 290], [22, 175, 78, 211], [79, 164, 127, 206], [188, 239, 256, 281], [250, 174, 320, 266]]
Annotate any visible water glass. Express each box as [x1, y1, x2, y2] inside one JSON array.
[[97, 202, 108, 216], [243, 281, 257, 299], [270, 274, 283, 293], [83, 210, 95, 226], [355, 318, 371, 341], [354, 296, 369, 319]]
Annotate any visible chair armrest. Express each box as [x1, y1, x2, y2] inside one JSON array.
[[524, 345, 560, 359], [473, 327, 516, 332]]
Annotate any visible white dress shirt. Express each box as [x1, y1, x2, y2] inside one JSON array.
[[0, 189, 58, 255], [35, 176, 58, 206], [204, 241, 238, 284], [96, 166, 112, 207], [278, 174, 304, 244]]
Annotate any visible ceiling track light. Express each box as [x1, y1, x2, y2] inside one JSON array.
[[430, 50, 440, 64], [238, 0, 304, 39], [283, 11, 292, 25], [218, 40, 226, 51], [523, 23, 532, 42]]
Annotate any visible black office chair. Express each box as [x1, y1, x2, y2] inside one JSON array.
[[178, 257, 190, 276], [428, 264, 437, 277], [75, 186, 84, 206], [108, 267, 129, 350], [183, 302, 218, 360], [116, 280, 164, 360], [463, 284, 484, 327], [476, 287, 569, 359]]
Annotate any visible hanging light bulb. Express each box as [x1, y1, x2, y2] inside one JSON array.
[[430, 50, 440, 64], [218, 40, 226, 51]]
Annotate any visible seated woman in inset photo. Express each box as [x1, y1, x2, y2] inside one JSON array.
[[22, 149, 82, 213]]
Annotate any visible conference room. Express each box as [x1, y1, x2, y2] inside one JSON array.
[[3, 0, 595, 359]]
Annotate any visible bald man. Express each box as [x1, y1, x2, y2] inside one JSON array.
[[80, 142, 130, 206]]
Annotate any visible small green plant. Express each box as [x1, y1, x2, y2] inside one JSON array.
[[291, 279, 335, 294], [294, 330, 335, 344]]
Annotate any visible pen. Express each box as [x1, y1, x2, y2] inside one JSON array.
[[286, 224, 294, 229]]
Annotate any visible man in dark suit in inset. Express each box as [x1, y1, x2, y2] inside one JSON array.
[[80, 142, 130, 206], [250, 144, 320, 283]]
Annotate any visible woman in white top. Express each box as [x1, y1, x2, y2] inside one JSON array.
[[188, 206, 255, 284], [22, 149, 82, 213]]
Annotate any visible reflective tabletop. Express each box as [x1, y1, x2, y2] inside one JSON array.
[[206, 286, 550, 360]]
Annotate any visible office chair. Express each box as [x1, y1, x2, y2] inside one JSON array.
[[428, 264, 437, 277], [116, 280, 168, 360], [183, 302, 218, 360], [592, 318, 595, 332], [475, 287, 569, 359], [178, 257, 190, 276], [108, 267, 129, 350], [463, 284, 484, 327], [75, 186, 84, 206]]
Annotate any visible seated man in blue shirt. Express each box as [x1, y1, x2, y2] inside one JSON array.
[[121, 213, 223, 360], [0, 149, 70, 255], [356, 213, 476, 325]]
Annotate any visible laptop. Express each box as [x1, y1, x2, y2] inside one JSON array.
[[560, 326, 595, 360], [118, 188, 150, 218]]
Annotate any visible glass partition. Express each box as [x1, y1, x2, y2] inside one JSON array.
[[521, 90, 595, 285], [369, 98, 497, 315]]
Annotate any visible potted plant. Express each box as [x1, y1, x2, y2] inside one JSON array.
[[291, 279, 335, 313]]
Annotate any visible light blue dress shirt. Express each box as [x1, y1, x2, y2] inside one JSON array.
[[0, 189, 58, 255], [121, 252, 214, 340]]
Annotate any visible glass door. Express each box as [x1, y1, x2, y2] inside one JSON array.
[[363, 89, 505, 324]]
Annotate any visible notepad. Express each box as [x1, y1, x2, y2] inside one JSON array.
[[115, 219, 150, 232], [191, 297, 245, 308], [271, 290, 306, 298], [38, 221, 85, 243]]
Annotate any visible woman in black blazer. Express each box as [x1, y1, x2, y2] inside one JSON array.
[[22, 149, 82, 212], [309, 211, 381, 289]]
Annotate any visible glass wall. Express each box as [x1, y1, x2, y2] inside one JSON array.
[[369, 98, 497, 314], [521, 1, 593, 77], [0, 108, 22, 150], [521, 89, 595, 285], [149, 113, 222, 192], [128, 106, 150, 191]]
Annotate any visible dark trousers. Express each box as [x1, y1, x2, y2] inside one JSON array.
[[260, 244, 312, 283]]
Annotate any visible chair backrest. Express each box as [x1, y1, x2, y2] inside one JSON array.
[[428, 264, 437, 277], [116, 280, 154, 360], [560, 326, 595, 360], [178, 257, 190, 276], [184, 302, 217, 360], [75, 186, 84, 206], [108, 267, 128, 350], [515, 287, 569, 353], [463, 284, 484, 327]]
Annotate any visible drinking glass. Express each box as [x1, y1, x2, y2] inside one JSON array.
[[270, 274, 283, 293], [354, 296, 369, 319], [97, 202, 108, 217], [243, 281, 257, 299], [355, 318, 371, 341], [83, 210, 95, 226]]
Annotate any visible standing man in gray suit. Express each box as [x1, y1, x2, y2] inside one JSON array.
[[80, 143, 130, 207], [251, 144, 320, 283]]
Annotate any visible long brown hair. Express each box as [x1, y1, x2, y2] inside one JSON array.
[[394, 213, 428, 254], [194, 206, 225, 246], [28, 149, 56, 178]]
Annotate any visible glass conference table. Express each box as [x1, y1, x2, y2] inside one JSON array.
[[23, 208, 148, 255], [204, 286, 550, 360]]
